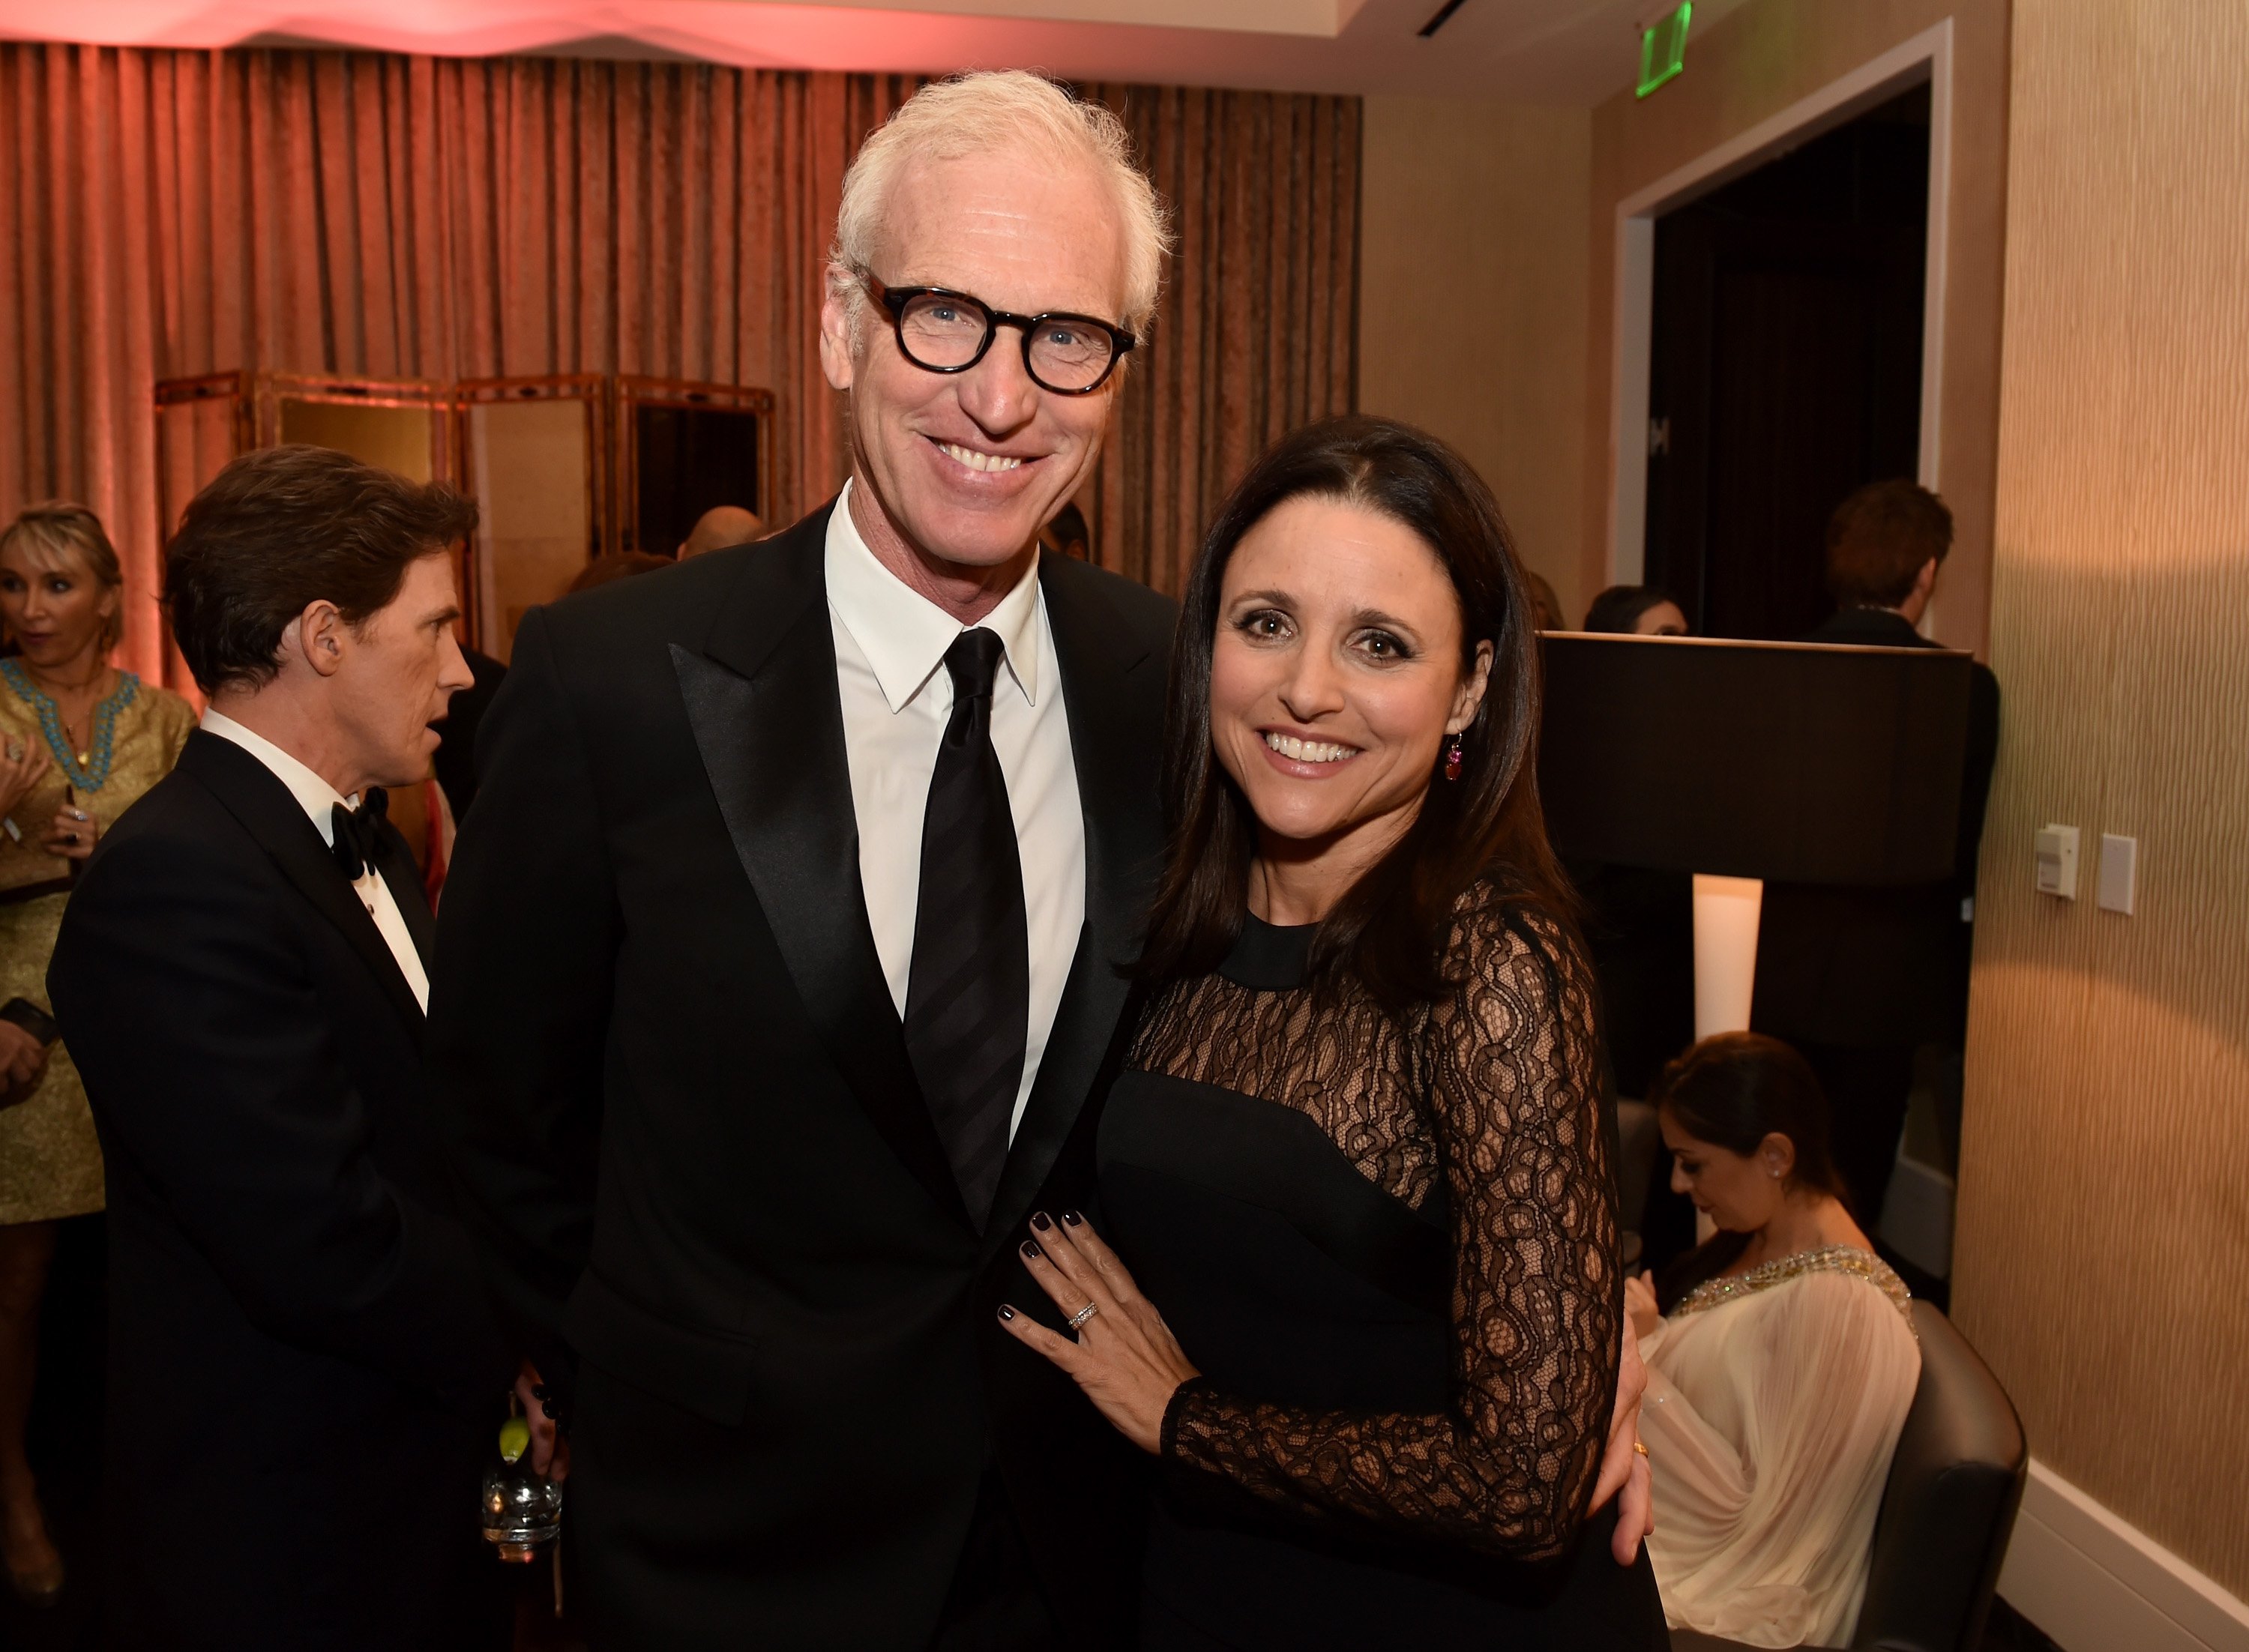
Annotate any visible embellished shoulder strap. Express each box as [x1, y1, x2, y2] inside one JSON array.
[[1671, 1243, 1912, 1324]]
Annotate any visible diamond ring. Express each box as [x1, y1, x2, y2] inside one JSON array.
[[1067, 1302, 1099, 1331]]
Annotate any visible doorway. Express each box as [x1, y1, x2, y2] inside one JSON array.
[[1643, 82, 1930, 640]]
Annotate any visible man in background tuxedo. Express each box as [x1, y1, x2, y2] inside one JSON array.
[[1754, 480, 2002, 1226], [430, 73, 1175, 1648], [678, 503, 765, 558], [433, 642, 505, 821], [47, 446, 514, 1649]]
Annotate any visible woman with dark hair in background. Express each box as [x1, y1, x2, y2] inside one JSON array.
[[1522, 567, 1564, 630], [0, 504, 194, 1604], [1628, 1031, 1921, 1648], [1569, 580, 1694, 1206], [999, 415, 1664, 1649], [1583, 584, 1688, 636]]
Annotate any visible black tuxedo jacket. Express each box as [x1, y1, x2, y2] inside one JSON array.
[[1753, 607, 2003, 1047], [46, 732, 514, 1649], [434, 645, 508, 822], [429, 504, 1177, 1649]]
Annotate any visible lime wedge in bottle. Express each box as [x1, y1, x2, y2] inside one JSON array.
[[499, 1415, 532, 1465]]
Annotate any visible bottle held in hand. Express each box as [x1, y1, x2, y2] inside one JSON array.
[[481, 1404, 563, 1562]]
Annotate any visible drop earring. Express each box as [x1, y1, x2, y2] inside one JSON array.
[[1443, 733, 1464, 783]]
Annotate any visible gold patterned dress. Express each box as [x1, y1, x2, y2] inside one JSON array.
[[0, 664, 196, 1226]]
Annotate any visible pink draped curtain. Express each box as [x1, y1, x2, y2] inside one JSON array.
[[1083, 83, 1361, 597], [0, 43, 1358, 686]]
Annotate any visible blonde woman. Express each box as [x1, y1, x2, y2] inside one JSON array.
[[0, 504, 193, 1604]]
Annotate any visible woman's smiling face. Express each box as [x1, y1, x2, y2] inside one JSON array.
[[1209, 494, 1490, 866]]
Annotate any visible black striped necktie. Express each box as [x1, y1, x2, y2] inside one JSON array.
[[903, 628, 1029, 1229]]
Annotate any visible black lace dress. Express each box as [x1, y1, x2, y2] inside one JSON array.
[[1099, 896, 1669, 1649]]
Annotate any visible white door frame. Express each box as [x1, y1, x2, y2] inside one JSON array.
[[1606, 18, 1956, 587]]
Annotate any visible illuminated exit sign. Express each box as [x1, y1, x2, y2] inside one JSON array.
[[1637, 3, 1692, 97]]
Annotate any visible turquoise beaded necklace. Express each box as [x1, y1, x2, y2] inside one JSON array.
[[0, 657, 139, 793]]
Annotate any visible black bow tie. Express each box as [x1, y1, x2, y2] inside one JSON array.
[[330, 789, 390, 882]]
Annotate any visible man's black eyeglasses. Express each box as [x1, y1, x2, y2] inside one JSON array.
[[861, 273, 1136, 396]]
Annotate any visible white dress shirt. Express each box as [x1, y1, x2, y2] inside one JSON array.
[[826, 481, 1086, 1139], [199, 709, 430, 1012]]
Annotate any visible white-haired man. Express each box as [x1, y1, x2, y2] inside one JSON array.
[[432, 73, 1176, 1648]]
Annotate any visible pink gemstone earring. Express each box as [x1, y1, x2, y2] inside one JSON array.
[[1443, 734, 1464, 783]]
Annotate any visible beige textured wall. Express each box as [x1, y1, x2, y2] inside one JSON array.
[[1358, 97, 1592, 620], [1951, 0, 2249, 1600], [1579, 0, 2011, 656]]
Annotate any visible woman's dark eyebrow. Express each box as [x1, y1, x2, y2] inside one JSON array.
[[1352, 607, 1421, 636], [1227, 592, 1426, 639]]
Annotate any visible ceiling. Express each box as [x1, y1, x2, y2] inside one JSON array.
[[0, 0, 1749, 100]]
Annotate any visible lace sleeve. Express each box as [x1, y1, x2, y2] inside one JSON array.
[[1160, 902, 1622, 1560]]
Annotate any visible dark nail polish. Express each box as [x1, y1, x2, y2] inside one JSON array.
[[1062, 1210, 1084, 1227], [541, 1402, 556, 1419], [1030, 1211, 1053, 1232], [1021, 1239, 1042, 1259]]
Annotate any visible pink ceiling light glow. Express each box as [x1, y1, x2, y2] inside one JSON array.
[[0, 0, 1750, 100]]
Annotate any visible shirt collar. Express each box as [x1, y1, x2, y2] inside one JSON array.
[[824, 478, 1045, 715], [199, 708, 357, 848]]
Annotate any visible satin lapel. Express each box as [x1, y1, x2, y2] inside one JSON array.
[[985, 559, 1166, 1248], [672, 516, 971, 1232], [176, 733, 427, 1034]]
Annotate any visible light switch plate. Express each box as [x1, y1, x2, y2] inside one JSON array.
[[2035, 824, 2079, 899], [2098, 833, 2137, 915]]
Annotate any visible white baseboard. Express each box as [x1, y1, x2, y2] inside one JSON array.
[[1998, 1459, 2249, 1651]]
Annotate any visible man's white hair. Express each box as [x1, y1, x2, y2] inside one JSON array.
[[828, 71, 1171, 343]]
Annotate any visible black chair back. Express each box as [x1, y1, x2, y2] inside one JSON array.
[[1851, 1301, 2028, 1651]]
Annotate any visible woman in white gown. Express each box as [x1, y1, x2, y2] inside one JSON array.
[[1624, 1033, 1921, 1649]]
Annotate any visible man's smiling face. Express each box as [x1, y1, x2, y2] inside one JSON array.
[[819, 146, 1128, 580]]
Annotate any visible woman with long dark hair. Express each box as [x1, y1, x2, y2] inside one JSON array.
[[999, 416, 1664, 1648], [1628, 1032, 1920, 1648]]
